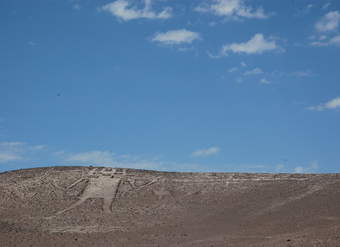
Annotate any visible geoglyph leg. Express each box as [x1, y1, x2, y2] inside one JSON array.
[[103, 197, 113, 213]]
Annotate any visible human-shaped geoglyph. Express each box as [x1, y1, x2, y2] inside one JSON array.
[[54, 167, 159, 216]]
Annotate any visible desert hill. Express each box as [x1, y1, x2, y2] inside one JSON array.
[[0, 166, 340, 246]]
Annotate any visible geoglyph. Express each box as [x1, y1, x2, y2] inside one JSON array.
[[54, 167, 159, 215]]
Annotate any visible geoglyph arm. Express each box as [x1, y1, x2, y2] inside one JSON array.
[[134, 177, 160, 191], [67, 178, 87, 190]]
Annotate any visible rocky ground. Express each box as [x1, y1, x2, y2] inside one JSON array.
[[1, 166, 340, 246]]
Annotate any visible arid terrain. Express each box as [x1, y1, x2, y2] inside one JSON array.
[[0, 166, 340, 246]]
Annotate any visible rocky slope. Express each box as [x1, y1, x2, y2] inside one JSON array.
[[1, 166, 340, 246]]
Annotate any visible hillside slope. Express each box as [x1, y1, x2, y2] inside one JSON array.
[[1, 166, 340, 246]]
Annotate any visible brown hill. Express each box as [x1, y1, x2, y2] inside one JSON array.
[[1, 166, 340, 246]]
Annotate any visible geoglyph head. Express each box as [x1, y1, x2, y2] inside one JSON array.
[[87, 167, 126, 178]]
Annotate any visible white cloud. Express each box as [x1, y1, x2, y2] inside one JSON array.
[[329, 35, 340, 46], [308, 97, 340, 111], [192, 146, 220, 157], [294, 166, 304, 173], [62, 150, 223, 172], [310, 161, 319, 170], [244, 67, 263, 76], [30, 145, 46, 151], [236, 77, 243, 83], [310, 34, 340, 47], [0, 142, 45, 163], [195, 0, 268, 19], [152, 29, 200, 45], [319, 35, 328, 41], [315, 11, 340, 32], [307, 4, 314, 9], [291, 70, 314, 77], [63, 150, 167, 170], [207, 51, 220, 59], [100, 0, 172, 21], [66, 151, 116, 165], [310, 41, 328, 47], [0, 142, 24, 147], [73, 3, 81, 10], [0, 153, 22, 163], [275, 164, 284, 172], [0, 142, 25, 163], [294, 161, 319, 173], [228, 67, 238, 73], [221, 33, 278, 55], [260, 78, 270, 85], [322, 3, 331, 9]]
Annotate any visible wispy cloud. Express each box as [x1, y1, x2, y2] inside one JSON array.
[[192, 146, 220, 157], [315, 11, 340, 32], [244, 67, 263, 76], [310, 34, 340, 47], [220, 33, 279, 56], [269, 69, 316, 79], [73, 4, 81, 10], [322, 3, 331, 10], [66, 150, 116, 165], [62, 150, 220, 172], [195, 0, 269, 20], [0, 142, 321, 174], [0, 142, 46, 164], [0, 153, 22, 163], [100, 0, 172, 21], [294, 161, 319, 173], [307, 97, 340, 111], [294, 166, 304, 173], [260, 78, 271, 85], [151, 29, 200, 45], [62, 150, 167, 170], [291, 70, 314, 77], [311, 11, 340, 48], [228, 67, 238, 73], [275, 164, 284, 172], [0, 142, 24, 162], [225, 63, 313, 86], [28, 41, 37, 46], [329, 35, 340, 46], [307, 4, 314, 9]]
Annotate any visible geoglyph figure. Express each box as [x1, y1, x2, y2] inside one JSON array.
[[55, 168, 158, 216]]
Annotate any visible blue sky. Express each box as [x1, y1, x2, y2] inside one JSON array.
[[1, 0, 340, 173]]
